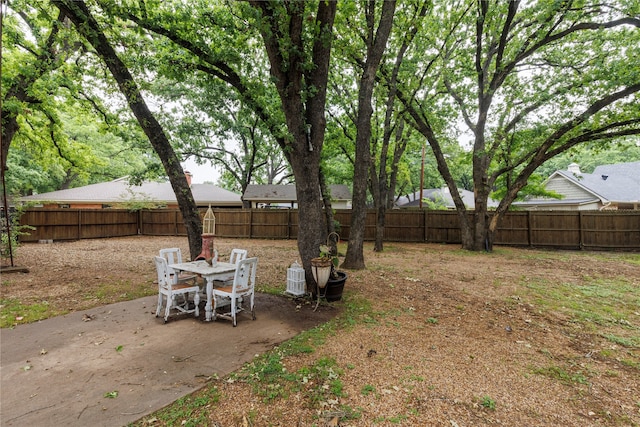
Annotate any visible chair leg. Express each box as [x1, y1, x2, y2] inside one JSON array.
[[231, 297, 237, 327], [250, 294, 256, 320], [212, 293, 217, 321], [156, 293, 163, 317], [193, 291, 200, 318], [164, 295, 173, 323]]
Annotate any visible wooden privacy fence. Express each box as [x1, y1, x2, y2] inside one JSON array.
[[18, 209, 139, 241], [17, 208, 640, 250]]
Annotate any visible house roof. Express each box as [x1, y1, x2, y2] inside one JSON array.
[[518, 161, 640, 207], [581, 161, 640, 202], [396, 187, 498, 209], [20, 177, 242, 207], [242, 184, 352, 202]]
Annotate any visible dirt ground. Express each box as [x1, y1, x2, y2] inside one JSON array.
[[2, 236, 639, 426]]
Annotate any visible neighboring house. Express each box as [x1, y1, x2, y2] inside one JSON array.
[[242, 184, 352, 209], [20, 173, 242, 209], [396, 187, 497, 210], [514, 161, 640, 211]]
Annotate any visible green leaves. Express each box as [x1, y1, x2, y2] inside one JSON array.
[[104, 390, 119, 398]]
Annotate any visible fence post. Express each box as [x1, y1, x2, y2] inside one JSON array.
[[579, 211, 584, 250], [423, 209, 428, 243], [173, 210, 177, 236], [527, 211, 533, 247], [78, 210, 82, 240]]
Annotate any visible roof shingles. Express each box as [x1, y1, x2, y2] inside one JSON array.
[[21, 178, 242, 207]]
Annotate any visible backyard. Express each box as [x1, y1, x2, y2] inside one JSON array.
[[1, 236, 639, 426]]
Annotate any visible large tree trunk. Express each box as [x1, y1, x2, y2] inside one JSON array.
[[458, 206, 499, 252], [250, 1, 337, 291], [53, 0, 202, 256], [344, 0, 397, 269]]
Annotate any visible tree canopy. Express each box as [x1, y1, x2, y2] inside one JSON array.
[[3, 0, 638, 259]]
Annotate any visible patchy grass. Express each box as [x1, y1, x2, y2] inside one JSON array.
[[520, 275, 639, 326], [532, 365, 590, 386], [132, 294, 371, 426], [520, 274, 640, 372], [8, 237, 640, 425], [1, 278, 154, 328], [0, 298, 65, 328], [140, 386, 221, 427], [88, 280, 155, 302]]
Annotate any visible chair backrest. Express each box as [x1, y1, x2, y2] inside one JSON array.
[[232, 257, 258, 294], [154, 255, 171, 291], [229, 248, 248, 265], [159, 248, 183, 275]]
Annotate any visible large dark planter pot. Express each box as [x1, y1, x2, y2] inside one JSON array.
[[325, 271, 347, 302]]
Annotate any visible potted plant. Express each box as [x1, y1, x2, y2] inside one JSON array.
[[310, 244, 333, 291], [311, 232, 347, 302]]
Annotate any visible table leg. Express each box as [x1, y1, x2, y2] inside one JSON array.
[[205, 277, 214, 321]]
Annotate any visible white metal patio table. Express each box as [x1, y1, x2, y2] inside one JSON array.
[[168, 260, 237, 321]]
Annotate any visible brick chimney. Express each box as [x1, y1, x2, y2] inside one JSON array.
[[184, 171, 192, 187]]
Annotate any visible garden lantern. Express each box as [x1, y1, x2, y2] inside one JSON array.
[[195, 205, 216, 262], [286, 261, 306, 296]]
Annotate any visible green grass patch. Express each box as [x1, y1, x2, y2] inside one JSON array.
[[132, 292, 380, 425], [520, 276, 639, 326], [603, 333, 639, 348], [361, 384, 376, 396], [513, 250, 572, 262], [88, 280, 155, 302], [532, 365, 589, 385], [230, 353, 345, 406], [589, 252, 640, 266], [141, 386, 220, 426], [620, 358, 640, 370], [0, 298, 66, 328], [1, 278, 154, 328], [480, 395, 496, 410]]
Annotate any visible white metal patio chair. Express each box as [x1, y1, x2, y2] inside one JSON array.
[[212, 257, 257, 326], [213, 248, 248, 287], [154, 256, 201, 323], [159, 247, 198, 286]]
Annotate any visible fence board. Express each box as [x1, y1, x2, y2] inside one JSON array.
[[425, 211, 461, 243], [529, 211, 582, 249], [214, 209, 252, 238], [580, 211, 640, 249], [16, 208, 639, 251], [383, 210, 425, 242], [18, 209, 138, 242], [140, 210, 184, 236], [494, 212, 530, 246], [248, 210, 290, 239]]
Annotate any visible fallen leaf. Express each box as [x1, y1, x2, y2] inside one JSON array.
[[104, 390, 118, 398], [326, 416, 339, 426]]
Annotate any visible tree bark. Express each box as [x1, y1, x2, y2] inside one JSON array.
[[53, 0, 202, 256], [249, 1, 337, 290], [344, 0, 397, 269]]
